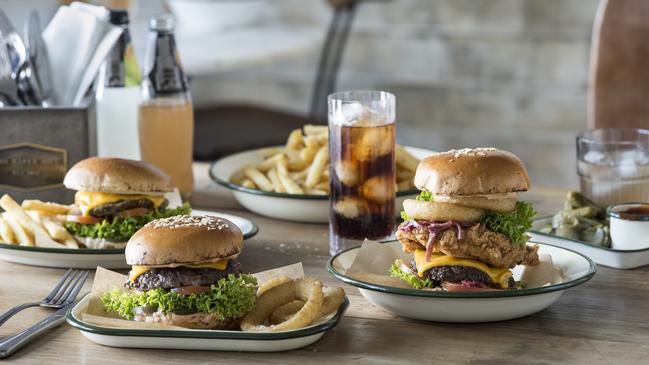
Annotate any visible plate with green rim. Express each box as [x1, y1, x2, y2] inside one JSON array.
[[0, 209, 258, 269], [530, 216, 649, 269], [209, 146, 435, 223], [327, 240, 596, 323], [66, 293, 349, 352]]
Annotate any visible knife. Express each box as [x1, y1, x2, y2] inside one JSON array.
[[0, 301, 76, 358]]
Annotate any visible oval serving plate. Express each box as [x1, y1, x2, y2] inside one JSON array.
[[67, 293, 349, 352], [0, 209, 258, 269], [327, 241, 595, 323], [210, 146, 436, 223], [530, 216, 649, 269]]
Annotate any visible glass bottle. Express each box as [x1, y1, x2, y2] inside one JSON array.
[[138, 15, 194, 198], [96, 9, 142, 160]]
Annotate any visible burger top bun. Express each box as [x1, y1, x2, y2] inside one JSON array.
[[63, 157, 173, 194], [125, 215, 244, 266], [414, 148, 530, 196]]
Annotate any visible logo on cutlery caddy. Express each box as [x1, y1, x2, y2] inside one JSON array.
[[0, 143, 67, 191]]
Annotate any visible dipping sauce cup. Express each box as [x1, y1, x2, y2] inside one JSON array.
[[607, 203, 649, 250]]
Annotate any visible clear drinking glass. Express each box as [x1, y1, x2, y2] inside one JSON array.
[[577, 128, 649, 207], [328, 90, 396, 255]]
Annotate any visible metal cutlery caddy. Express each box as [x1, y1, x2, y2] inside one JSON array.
[[0, 102, 96, 203]]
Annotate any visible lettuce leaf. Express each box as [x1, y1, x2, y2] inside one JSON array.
[[65, 203, 191, 242], [416, 191, 432, 201], [400, 211, 410, 221], [480, 201, 535, 245], [101, 273, 257, 320], [389, 262, 434, 289]]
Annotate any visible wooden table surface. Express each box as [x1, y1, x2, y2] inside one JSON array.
[[1, 163, 648, 364]]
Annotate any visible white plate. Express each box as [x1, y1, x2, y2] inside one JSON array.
[[531, 216, 649, 269], [66, 293, 349, 352], [0, 210, 258, 269], [327, 241, 596, 323], [210, 146, 436, 223]]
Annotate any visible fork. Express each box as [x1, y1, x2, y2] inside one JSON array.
[[0, 269, 89, 327]]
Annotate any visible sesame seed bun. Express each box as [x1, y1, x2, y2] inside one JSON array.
[[414, 148, 530, 196], [63, 157, 173, 194], [125, 215, 244, 266]]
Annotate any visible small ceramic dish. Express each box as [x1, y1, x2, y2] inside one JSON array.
[[530, 216, 649, 269], [607, 203, 649, 250], [66, 293, 349, 352], [209, 146, 436, 223], [327, 241, 595, 323]]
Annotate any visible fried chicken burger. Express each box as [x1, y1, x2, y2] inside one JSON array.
[[390, 148, 540, 291]]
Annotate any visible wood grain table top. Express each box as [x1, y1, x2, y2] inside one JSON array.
[[1, 163, 647, 364]]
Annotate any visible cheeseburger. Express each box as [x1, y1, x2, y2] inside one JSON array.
[[101, 215, 257, 329], [63, 157, 190, 248], [391, 148, 540, 291]]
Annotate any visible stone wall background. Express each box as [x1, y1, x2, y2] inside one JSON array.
[[3, 0, 601, 188], [190, 0, 600, 188]]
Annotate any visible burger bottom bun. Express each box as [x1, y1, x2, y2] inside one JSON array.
[[431, 194, 517, 212], [134, 311, 241, 330], [403, 199, 485, 222]]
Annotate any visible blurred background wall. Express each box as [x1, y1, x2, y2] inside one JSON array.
[[1, 0, 601, 188]]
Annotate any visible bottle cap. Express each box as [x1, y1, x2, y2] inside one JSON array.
[[149, 14, 175, 32], [109, 9, 129, 25]]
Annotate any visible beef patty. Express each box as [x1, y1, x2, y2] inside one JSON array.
[[90, 198, 169, 218], [417, 263, 515, 289], [127, 259, 241, 291]]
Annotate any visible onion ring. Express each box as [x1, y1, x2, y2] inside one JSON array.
[[241, 278, 324, 332], [319, 286, 345, 317], [256, 276, 293, 297], [269, 286, 345, 325], [270, 300, 305, 325]]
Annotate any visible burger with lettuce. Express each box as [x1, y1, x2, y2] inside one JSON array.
[[101, 215, 257, 329], [63, 157, 190, 249], [391, 148, 539, 291]]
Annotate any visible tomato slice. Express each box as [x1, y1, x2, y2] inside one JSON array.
[[442, 282, 503, 292], [115, 208, 150, 218], [66, 215, 103, 225]]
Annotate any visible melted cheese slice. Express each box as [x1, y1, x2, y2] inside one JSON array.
[[75, 191, 166, 216], [128, 260, 230, 283], [413, 249, 512, 289]]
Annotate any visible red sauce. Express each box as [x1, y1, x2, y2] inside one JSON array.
[[618, 205, 649, 219]]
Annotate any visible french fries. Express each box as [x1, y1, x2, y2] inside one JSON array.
[[244, 167, 274, 192], [21, 200, 72, 215], [0, 216, 16, 244], [2, 212, 34, 246], [0, 195, 80, 249], [230, 124, 421, 195], [0, 195, 65, 248]]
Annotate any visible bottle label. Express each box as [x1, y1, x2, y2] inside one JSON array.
[[105, 30, 141, 88], [147, 33, 188, 94]]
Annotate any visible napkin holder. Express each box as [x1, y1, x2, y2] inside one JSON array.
[[0, 101, 96, 204]]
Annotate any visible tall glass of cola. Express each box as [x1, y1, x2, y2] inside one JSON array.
[[328, 90, 396, 255]]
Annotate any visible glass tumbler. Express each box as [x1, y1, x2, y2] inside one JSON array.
[[328, 90, 396, 255], [577, 128, 649, 207]]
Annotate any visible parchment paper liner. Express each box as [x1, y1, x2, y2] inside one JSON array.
[[81, 263, 306, 330], [343, 240, 565, 289]]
